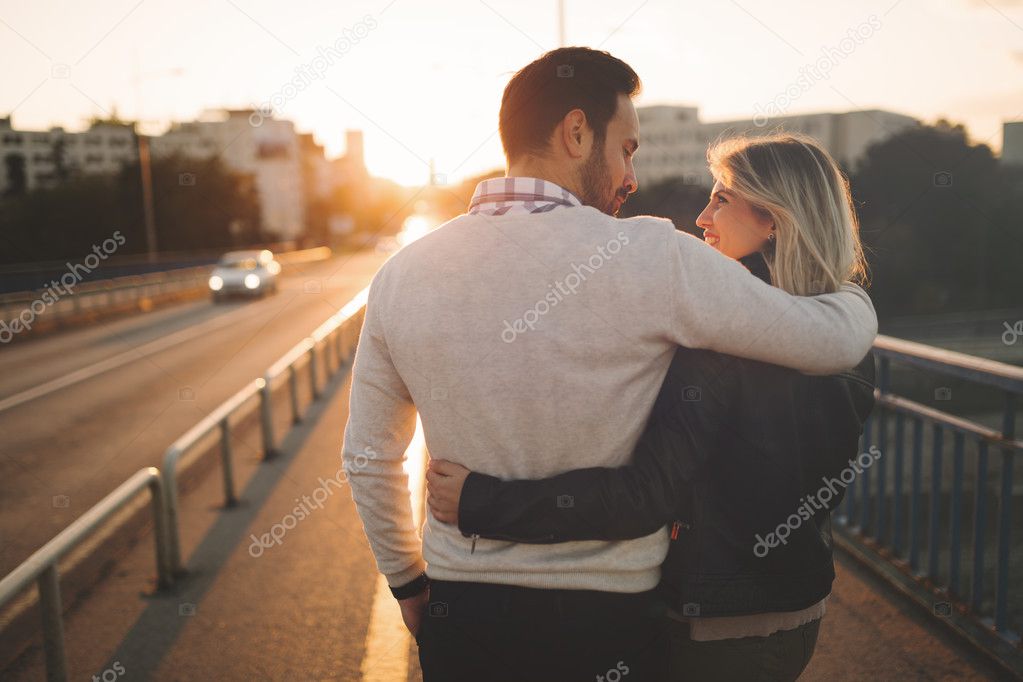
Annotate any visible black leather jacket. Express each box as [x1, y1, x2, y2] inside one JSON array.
[[458, 260, 876, 617]]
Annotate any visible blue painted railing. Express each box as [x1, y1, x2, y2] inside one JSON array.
[[835, 334, 1023, 673]]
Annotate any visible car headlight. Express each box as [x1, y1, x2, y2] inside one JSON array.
[[244, 273, 261, 289], [266, 260, 282, 275], [209, 275, 224, 291]]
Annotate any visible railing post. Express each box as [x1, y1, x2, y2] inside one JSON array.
[[260, 376, 277, 460], [877, 358, 890, 544], [338, 323, 347, 365], [288, 365, 301, 424], [148, 475, 173, 589], [910, 417, 923, 574], [327, 330, 337, 374], [220, 417, 237, 507], [162, 448, 184, 576], [949, 432, 964, 595], [994, 392, 1015, 632], [860, 415, 873, 533], [893, 413, 906, 557], [971, 439, 988, 613], [327, 329, 339, 374], [928, 425, 944, 579], [38, 564, 68, 682], [309, 343, 321, 400]]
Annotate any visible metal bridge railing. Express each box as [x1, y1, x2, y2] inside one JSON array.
[[0, 468, 171, 682], [160, 286, 367, 575], [0, 285, 368, 681], [836, 334, 1023, 673]]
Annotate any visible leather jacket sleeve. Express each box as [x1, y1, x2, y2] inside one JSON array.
[[457, 348, 740, 543]]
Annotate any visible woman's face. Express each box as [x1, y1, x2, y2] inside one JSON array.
[[695, 180, 775, 260]]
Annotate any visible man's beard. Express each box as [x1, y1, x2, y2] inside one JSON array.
[[578, 143, 628, 216]]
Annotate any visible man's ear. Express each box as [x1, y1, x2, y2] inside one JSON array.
[[559, 108, 588, 160]]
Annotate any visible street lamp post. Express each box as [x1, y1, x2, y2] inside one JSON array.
[[136, 133, 158, 263]]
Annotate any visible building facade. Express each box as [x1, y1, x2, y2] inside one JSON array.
[[0, 116, 137, 195], [151, 109, 309, 240], [1002, 121, 1023, 167], [636, 106, 919, 187], [1, 109, 365, 242]]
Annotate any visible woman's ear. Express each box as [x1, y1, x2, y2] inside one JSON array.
[[754, 208, 776, 240]]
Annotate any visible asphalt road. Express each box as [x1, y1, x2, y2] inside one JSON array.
[[0, 248, 389, 578]]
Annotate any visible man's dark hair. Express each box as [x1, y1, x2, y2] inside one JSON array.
[[499, 47, 641, 163]]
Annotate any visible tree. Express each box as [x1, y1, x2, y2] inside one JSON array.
[[0, 153, 265, 266], [851, 121, 1021, 317], [3, 153, 26, 198]]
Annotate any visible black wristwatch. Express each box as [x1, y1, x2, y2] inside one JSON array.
[[390, 572, 430, 600]]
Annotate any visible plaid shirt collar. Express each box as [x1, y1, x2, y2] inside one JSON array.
[[468, 176, 583, 216]]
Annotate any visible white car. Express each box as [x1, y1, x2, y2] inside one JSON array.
[[209, 249, 281, 301]]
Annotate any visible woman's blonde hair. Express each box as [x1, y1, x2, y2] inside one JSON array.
[[707, 132, 867, 295]]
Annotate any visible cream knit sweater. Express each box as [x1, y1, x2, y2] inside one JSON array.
[[342, 205, 876, 593]]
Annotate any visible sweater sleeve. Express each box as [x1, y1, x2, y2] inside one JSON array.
[[341, 270, 425, 588], [662, 227, 876, 374], [458, 348, 739, 542]]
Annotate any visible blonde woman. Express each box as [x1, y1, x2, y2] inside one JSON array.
[[426, 133, 877, 681]]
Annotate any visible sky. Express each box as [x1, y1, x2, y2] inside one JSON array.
[[2, 0, 1022, 186]]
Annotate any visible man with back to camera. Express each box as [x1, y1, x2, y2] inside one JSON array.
[[341, 46, 878, 681]]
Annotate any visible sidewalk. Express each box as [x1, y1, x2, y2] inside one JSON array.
[[2, 364, 1010, 680]]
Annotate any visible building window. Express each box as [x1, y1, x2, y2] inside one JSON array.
[[257, 141, 289, 159]]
